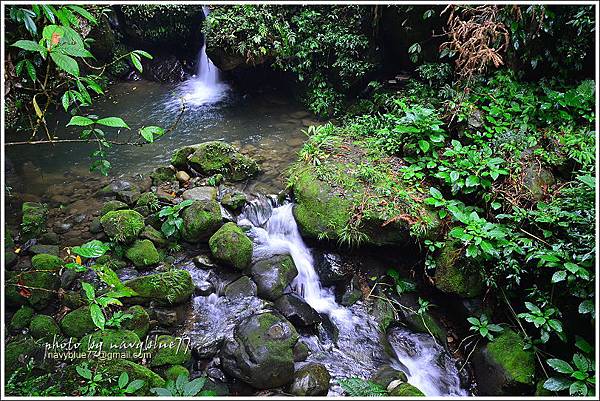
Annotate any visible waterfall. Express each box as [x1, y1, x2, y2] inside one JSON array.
[[238, 198, 467, 396], [179, 5, 228, 106]]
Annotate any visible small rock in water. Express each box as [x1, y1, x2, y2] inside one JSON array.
[[293, 341, 310, 362], [176, 170, 190, 183], [288, 363, 331, 396], [182, 186, 217, 202], [274, 293, 321, 327], [153, 308, 181, 327], [195, 280, 215, 296], [224, 276, 257, 299], [193, 254, 218, 269], [53, 221, 72, 234], [29, 244, 59, 256]]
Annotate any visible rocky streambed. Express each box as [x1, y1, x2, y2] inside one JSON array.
[[5, 139, 535, 397]]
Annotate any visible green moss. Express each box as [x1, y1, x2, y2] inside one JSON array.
[[7, 270, 60, 310], [81, 329, 141, 356], [29, 315, 61, 339], [60, 306, 97, 338], [209, 222, 253, 270], [187, 141, 259, 181], [405, 311, 447, 345], [136, 192, 160, 211], [125, 269, 194, 306], [389, 383, 425, 396], [100, 210, 145, 243], [96, 359, 165, 393], [150, 166, 176, 185], [221, 191, 247, 210], [245, 312, 299, 354], [121, 305, 150, 338], [21, 202, 48, 240], [487, 330, 535, 385], [164, 365, 190, 381], [126, 239, 160, 268], [31, 254, 63, 272], [5, 336, 39, 375], [150, 335, 191, 367], [181, 200, 222, 242], [10, 305, 35, 331], [171, 145, 199, 168], [100, 200, 129, 216], [434, 240, 482, 297], [141, 225, 169, 247]]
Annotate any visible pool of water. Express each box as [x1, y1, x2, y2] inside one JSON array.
[[5, 78, 314, 196]]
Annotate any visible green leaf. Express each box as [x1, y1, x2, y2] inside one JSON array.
[[72, 240, 110, 258], [81, 281, 96, 301], [569, 381, 588, 396], [547, 358, 574, 374], [130, 53, 143, 73], [118, 372, 129, 389], [133, 49, 153, 59], [575, 337, 593, 354], [42, 24, 65, 43], [50, 52, 79, 76], [89, 303, 105, 330], [125, 379, 145, 394], [61, 91, 71, 111], [58, 44, 93, 58], [465, 175, 480, 187], [151, 388, 173, 396], [338, 377, 388, 397], [418, 140, 430, 153], [577, 175, 595, 189], [450, 171, 460, 182], [67, 115, 95, 126], [467, 317, 480, 326], [139, 126, 165, 143], [578, 300, 594, 315], [96, 117, 130, 129], [76, 365, 92, 380], [572, 354, 590, 372], [67, 5, 97, 24], [183, 377, 207, 396], [12, 40, 43, 52], [543, 377, 572, 391], [551, 270, 567, 283]]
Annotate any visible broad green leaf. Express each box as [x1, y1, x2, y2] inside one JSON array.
[[569, 381, 588, 396], [81, 281, 96, 300], [125, 379, 145, 394], [134, 49, 153, 59], [151, 388, 173, 396], [58, 44, 93, 58], [547, 358, 574, 374], [465, 175, 480, 187], [577, 175, 595, 189], [551, 270, 567, 283], [543, 377, 572, 391], [450, 171, 460, 182], [118, 372, 129, 389], [50, 52, 79, 76], [12, 40, 43, 52], [61, 91, 71, 111], [89, 303, 105, 330], [578, 300, 594, 315], [139, 126, 165, 143], [572, 354, 590, 372], [183, 377, 207, 396], [72, 240, 110, 258], [67, 115, 95, 126], [130, 53, 143, 73], [96, 117, 130, 129], [42, 24, 65, 43], [68, 5, 97, 24], [575, 337, 593, 354], [76, 365, 92, 380], [418, 140, 430, 153]]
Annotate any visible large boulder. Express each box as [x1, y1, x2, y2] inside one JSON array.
[[29, 315, 61, 340], [186, 141, 259, 181], [472, 330, 535, 395], [81, 329, 141, 356], [221, 312, 299, 389], [288, 363, 331, 396], [433, 240, 482, 298], [149, 335, 192, 367], [125, 239, 160, 268], [100, 210, 145, 243], [250, 255, 298, 301], [209, 222, 253, 270], [124, 269, 194, 306], [60, 306, 97, 338], [181, 200, 222, 242], [389, 382, 425, 396], [31, 254, 63, 271], [224, 276, 257, 299], [21, 202, 48, 240], [9, 305, 35, 331], [121, 305, 150, 338]]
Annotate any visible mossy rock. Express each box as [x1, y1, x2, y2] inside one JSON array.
[[29, 244, 59, 256], [288, 363, 331, 396], [389, 382, 425, 396], [81, 329, 142, 356], [150, 166, 177, 186], [486, 330, 535, 386], [21, 202, 48, 240], [209, 222, 253, 270], [31, 254, 63, 272], [171, 145, 200, 168], [5, 336, 40, 375], [96, 359, 165, 394], [181, 200, 222, 242], [187, 141, 259, 181], [126, 239, 160, 268], [149, 335, 192, 367], [10, 305, 35, 331], [164, 364, 190, 381], [60, 306, 97, 338], [433, 240, 482, 298], [100, 209, 145, 243], [250, 255, 298, 301], [141, 225, 169, 248], [29, 314, 61, 339], [221, 191, 247, 210], [124, 269, 194, 306], [7, 270, 60, 310], [5, 271, 27, 308], [5, 228, 17, 268], [122, 305, 150, 338], [136, 192, 160, 210], [404, 311, 447, 345], [100, 200, 129, 216]]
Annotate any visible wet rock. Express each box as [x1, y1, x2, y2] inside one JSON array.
[[99, 180, 138, 197], [221, 191, 247, 211], [117, 189, 141, 205], [101, 200, 129, 216], [250, 255, 298, 301], [293, 341, 310, 362], [221, 312, 299, 389], [29, 315, 61, 340], [274, 293, 321, 327], [21, 202, 48, 240], [288, 363, 331, 396], [403, 310, 447, 346], [371, 365, 408, 388], [5, 337, 40, 375], [338, 275, 363, 306], [4, 229, 17, 269], [89, 217, 103, 234], [523, 163, 555, 201], [61, 268, 78, 288], [125, 269, 194, 306], [9, 305, 35, 331], [176, 170, 190, 183], [193, 254, 218, 269], [187, 141, 259, 181], [192, 337, 224, 359], [31, 253, 63, 271], [121, 305, 150, 338], [141, 225, 169, 248], [29, 244, 60, 256], [472, 330, 535, 396], [142, 55, 187, 83], [314, 252, 352, 286], [181, 200, 222, 242], [150, 334, 192, 367], [100, 209, 145, 243], [433, 240, 482, 298], [224, 276, 257, 299], [195, 280, 215, 296], [60, 306, 97, 338], [389, 382, 425, 396], [151, 166, 177, 186], [153, 308, 181, 327], [7, 270, 60, 310], [209, 222, 253, 270], [39, 231, 60, 245], [171, 145, 200, 169], [156, 187, 176, 203], [182, 186, 217, 202]]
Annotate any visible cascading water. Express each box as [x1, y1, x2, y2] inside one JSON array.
[[178, 6, 229, 106], [237, 197, 467, 396]]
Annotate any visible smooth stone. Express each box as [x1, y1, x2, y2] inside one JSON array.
[[224, 276, 257, 299], [29, 244, 59, 256], [274, 293, 321, 327], [195, 280, 215, 296], [193, 254, 218, 269], [182, 186, 217, 202], [176, 171, 190, 183]]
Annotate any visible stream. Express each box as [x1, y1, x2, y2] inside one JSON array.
[[5, 25, 469, 397]]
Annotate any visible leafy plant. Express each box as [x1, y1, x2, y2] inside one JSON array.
[[81, 281, 136, 330], [5, 358, 63, 396], [544, 338, 595, 396], [518, 302, 565, 344], [158, 199, 194, 238], [387, 269, 417, 296], [75, 364, 105, 396], [105, 311, 133, 329], [467, 314, 503, 341], [150, 374, 214, 396], [338, 377, 388, 396]]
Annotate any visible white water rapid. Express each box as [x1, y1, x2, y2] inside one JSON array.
[[179, 6, 229, 106], [238, 197, 467, 396]]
